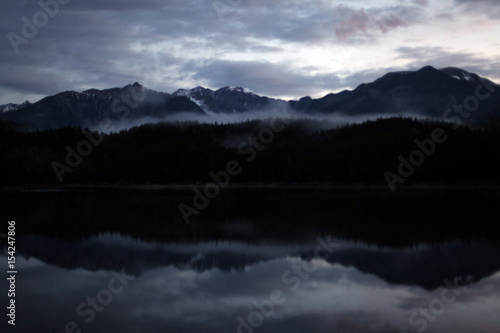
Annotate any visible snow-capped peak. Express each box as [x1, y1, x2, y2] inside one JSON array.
[[1, 100, 30, 113], [171, 87, 211, 111], [174, 89, 189, 97], [226, 86, 256, 94], [173, 86, 210, 96]]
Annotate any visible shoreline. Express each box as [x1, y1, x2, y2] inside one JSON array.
[[2, 183, 500, 192]]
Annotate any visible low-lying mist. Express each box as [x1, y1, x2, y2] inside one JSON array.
[[92, 109, 429, 134]]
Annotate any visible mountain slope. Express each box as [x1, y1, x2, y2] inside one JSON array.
[[173, 86, 287, 113], [0, 83, 205, 130], [292, 66, 500, 123]]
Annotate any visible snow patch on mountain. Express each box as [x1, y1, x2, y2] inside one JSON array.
[[174, 89, 189, 97], [188, 96, 208, 110], [1, 101, 31, 113], [462, 72, 472, 81], [227, 86, 256, 94], [439, 67, 478, 83]]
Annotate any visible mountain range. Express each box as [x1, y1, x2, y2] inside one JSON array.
[[1, 66, 499, 130]]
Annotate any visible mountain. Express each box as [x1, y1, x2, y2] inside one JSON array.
[[0, 100, 31, 113], [173, 86, 287, 113], [11, 234, 500, 290], [0, 83, 205, 130], [291, 66, 500, 123], [1, 66, 499, 130]]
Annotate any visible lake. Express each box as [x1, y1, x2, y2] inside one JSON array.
[[1, 187, 499, 333]]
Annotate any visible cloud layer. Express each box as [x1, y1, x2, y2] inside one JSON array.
[[1, 0, 500, 104]]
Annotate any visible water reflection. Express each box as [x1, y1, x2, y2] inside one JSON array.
[[12, 233, 500, 290], [1, 233, 500, 333], [0, 188, 499, 333]]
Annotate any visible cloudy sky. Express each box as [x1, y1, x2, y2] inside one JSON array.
[[1, 0, 500, 104]]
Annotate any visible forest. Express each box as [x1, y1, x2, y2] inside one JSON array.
[[1, 117, 500, 187]]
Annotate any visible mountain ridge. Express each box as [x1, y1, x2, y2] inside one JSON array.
[[0, 82, 205, 130], [1, 66, 499, 130]]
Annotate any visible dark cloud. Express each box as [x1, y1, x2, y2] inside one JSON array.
[[0, 0, 499, 104], [375, 13, 408, 33], [413, 0, 429, 6], [334, 5, 415, 43], [453, 0, 500, 17], [335, 7, 371, 41], [454, 0, 500, 5], [0, 0, 343, 101]]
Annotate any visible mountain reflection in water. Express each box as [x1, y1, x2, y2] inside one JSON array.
[[0, 187, 499, 333]]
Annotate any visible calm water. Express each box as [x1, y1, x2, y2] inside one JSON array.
[[1, 188, 499, 333]]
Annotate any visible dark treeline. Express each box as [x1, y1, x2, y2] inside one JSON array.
[[3, 187, 499, 245], [1, 117, 500, 186]]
